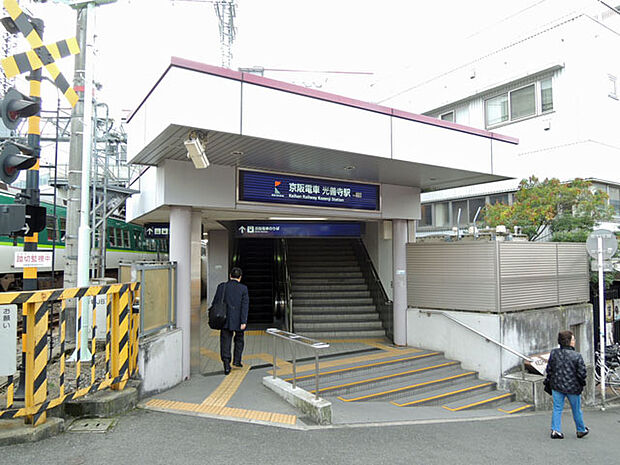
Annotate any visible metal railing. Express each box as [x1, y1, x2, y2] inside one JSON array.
[[352, 239, 393, 339], [420, 309, 545, 378], [266, 328, 329, 400]]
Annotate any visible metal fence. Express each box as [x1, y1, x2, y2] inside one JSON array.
[[0, 282, 140, 426], [407, 241, 589, 312]]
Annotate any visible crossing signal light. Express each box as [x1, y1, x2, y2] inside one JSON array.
[[0, 141, 37, 184], [1, 87, 40, 130]]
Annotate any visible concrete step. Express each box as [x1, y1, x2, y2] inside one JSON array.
[[293, 305, 377, 314], [294, 320, 384, 331], [288, 351, 445, 387], [291, 278, 366, 286], [496, 401, 535, 415], [441, 390, 515, 411], [289, 260, 358, 267], [294, 297, 373, 306], [289, 266, 361, 274], [293, 291, 370, 299], [295, 328, 386, 339], [294, 312, 379, 322], [292, 272, 363, 278], [292, 284, 368, 292], [334, 369, 478, 402], [390, 379, 497, 407]]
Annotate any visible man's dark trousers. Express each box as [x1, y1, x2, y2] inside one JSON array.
[[220, 329, 244, 366]]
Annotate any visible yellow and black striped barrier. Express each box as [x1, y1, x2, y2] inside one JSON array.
[[0, 282, 140, 426]]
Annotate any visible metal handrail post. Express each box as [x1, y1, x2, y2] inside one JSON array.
[[272, 336, 276, 379], [314, 350, 320, 400], [291, 341, 297, 389]]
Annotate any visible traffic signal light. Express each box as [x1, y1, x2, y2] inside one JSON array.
[[1, 87, 40, 130], [0, 141, 37, 184]]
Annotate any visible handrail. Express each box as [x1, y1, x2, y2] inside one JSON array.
[[352, 239, 393, 339], [266, 328, 329, 400], [420, 309, 545, 379], [421, 309, 533, 362], [353, 239, 390, 304]]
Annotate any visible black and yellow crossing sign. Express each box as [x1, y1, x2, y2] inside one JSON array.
[[0, 0, 80, 107]]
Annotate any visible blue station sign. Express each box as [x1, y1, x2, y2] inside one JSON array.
[[238, 169, 380, 211], [235, 222, 363, 238]]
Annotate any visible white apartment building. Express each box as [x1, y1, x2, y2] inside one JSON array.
[[376, 0, 620, 234]]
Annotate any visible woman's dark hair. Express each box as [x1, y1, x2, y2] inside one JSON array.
[[558, 330, 573, 347], [230, 267, 242, 279]]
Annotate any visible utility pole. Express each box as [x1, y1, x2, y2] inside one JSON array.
[[63, 4, 87, 342]]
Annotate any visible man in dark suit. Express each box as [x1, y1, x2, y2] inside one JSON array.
[[212, 267, 249, 375]]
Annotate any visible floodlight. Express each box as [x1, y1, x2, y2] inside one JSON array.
[[184, 135, 209, 169]]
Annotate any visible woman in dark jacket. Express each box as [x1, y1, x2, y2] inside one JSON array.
[[545, 330, 589, 439]]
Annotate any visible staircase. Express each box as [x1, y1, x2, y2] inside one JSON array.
[[287, 349, 533, 414], [288, 239, 385, 338], [237, 239, 275, 327]]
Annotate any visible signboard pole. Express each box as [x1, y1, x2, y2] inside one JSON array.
[[598, 236, 606, 409]]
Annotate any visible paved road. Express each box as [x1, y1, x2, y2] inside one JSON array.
[[3, 406, 620, 465]]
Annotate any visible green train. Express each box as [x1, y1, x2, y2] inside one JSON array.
[[0, 191, 168, 291]]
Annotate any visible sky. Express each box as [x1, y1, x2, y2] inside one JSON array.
[[3, 0, 589, 169]]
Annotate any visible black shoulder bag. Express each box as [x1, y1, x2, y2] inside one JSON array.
[[208, 282, 228, 329]]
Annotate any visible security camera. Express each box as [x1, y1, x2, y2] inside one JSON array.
[[184, 137, 209, 169]]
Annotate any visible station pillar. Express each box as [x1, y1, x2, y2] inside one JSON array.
[[392, 219, 408, 346], [170, 206, 192, 379]]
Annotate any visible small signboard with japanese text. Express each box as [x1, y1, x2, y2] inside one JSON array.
[[14, 251, 53, 268], [145, 223, 170, 239], [238, 169, 380, 211], [0, 304, 17, 376]]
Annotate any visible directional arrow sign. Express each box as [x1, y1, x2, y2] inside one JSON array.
[[238, 226, 246, 234]]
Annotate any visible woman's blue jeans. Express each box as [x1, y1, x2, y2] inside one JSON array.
[[551, 389, 586, 433]]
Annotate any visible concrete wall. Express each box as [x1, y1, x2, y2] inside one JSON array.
[[207, 230, 229, 306], [407, 303, 594, 386], [362, 221, 394, 300], [138, 328, 183, 397], [407, 308, 502, 382]]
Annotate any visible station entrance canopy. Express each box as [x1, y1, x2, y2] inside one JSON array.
[[125, 57, 518, 225]]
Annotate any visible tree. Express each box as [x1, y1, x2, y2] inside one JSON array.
[[483, 176, 614, 242]]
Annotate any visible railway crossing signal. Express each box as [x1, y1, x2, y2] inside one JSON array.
[[0, 88, 40, 130], [0, 0, 80, 107], [0, 140, 37, 184]]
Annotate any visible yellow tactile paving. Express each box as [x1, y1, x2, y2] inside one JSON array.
[[201, 365, 251, 407], [145, 362, 297, 427], [209, 329, 268, 337], [273, 348, 425, 377]]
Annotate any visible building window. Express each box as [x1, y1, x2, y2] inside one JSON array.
[[452, 200, 468, 226], [485, 94, 508, 126], [541, 78, 553, 111], [485, 78, 553, 127], [610, 187, 620, 215], [609, 75, 617, 99], [440, 111, 455, 122], [510, 84, 536, 120], [468, 197, 486, 223], [489, 193, 510, 205], [435, 203, 449, 227], [420, 205, 432, 226]]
